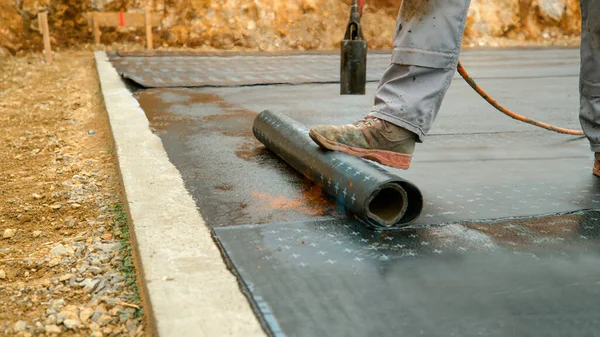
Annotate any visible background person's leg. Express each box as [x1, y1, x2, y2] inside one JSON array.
[[369, 0, 471, 142], [578, 0, 600, 154]]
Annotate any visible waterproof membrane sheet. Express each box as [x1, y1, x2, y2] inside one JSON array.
[[214, 214, 600, 337], [109, 49, 579, 88]]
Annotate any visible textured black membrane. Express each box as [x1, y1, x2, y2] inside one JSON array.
[[253, 110, 423, 228], [214, 211, 600, 337]]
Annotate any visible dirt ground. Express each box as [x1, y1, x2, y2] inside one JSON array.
[[0, 0, 583, 56], [0, 52, 145, 336]]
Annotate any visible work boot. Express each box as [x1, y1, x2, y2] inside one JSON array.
[[309, 117, 416, 169], [594, 153, 600, 177]]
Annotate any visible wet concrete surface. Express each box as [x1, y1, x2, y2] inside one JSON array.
[[122, 48, 600, 336], [134, 76, 598, 227]]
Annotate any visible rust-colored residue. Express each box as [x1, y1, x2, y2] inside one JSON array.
[[465, 214, 581, 252], [235, 138, 265, 161], [252, 191, 322, 215], [400, 0, 431, 21], [203, 109, 256, 138], [196, 92, 257, 138], [215, 184, 234, 191], [135, 89, 186, 135], [136, 88, 258, 139], [252, 184, 333, 216], [300, 183, 333, 211], [235, 147, 264, 161], [203, 110, 256, 121]]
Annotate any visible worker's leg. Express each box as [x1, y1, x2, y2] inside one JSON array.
[[310, 0, 471, 169], [369, 0, 472, 141], [578, 0, 600, 176]]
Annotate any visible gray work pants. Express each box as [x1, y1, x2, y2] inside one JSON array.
[[369, 0, 600, 152]]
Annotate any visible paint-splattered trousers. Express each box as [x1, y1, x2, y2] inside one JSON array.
[[369, 0, 600, 152]]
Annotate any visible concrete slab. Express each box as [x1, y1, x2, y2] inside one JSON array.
[[94, 51, 265, 337]]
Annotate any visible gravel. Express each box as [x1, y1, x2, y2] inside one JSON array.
[[63, 318, 81, 330], [13, 321, 27, 331], [80, 307, 94, 323], [3, 228, 15, 239], [50, 243, 69, 256], [0, 53, 145, 336], [45, 324, 62, 333]]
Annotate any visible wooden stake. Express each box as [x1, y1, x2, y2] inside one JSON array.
[[38, 12, 52, 64], [93, 12, 101, 45], [145, 2, 153, 50]]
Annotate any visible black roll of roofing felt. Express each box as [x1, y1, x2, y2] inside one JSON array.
[[253, 110, 423, 229]]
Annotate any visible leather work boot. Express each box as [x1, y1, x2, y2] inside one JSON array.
[[309, 117, 416, 169], [594, 153, 600, 177]]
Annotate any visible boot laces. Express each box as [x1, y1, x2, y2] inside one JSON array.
[[354, 116, 386, 128]]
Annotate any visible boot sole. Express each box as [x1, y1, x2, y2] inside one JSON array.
[[309, 130, 412, 170]]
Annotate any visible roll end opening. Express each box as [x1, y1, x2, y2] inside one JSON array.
[[366, 184, 408, 227]]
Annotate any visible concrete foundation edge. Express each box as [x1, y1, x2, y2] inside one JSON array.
[[93, 51, 266, 337]]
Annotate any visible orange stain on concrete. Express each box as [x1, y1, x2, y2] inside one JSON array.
[[252, 185, 333, 216]]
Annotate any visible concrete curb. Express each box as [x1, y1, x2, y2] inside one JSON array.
[[94, 51, 266, 337]]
